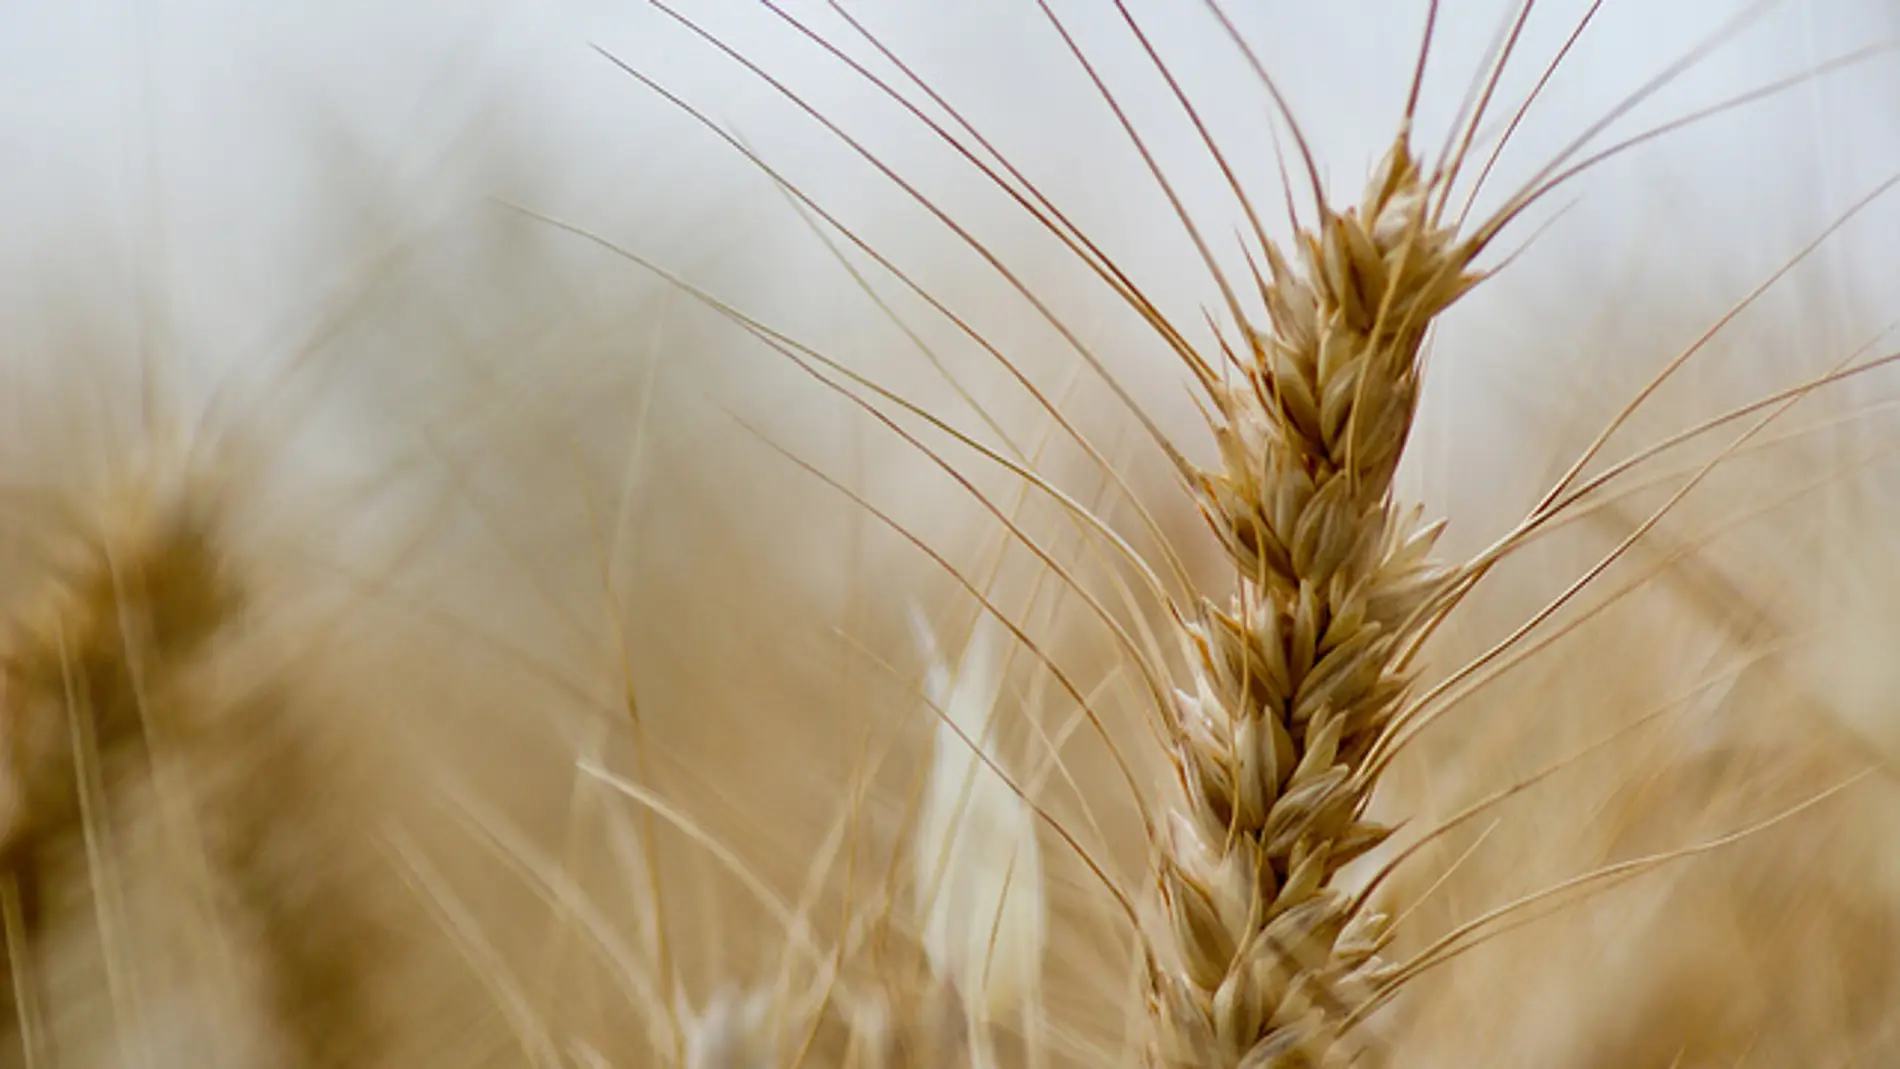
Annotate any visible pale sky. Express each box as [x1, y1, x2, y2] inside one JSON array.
[[1, 0, 1895, 535]]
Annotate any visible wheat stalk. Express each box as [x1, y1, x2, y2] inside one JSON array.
[[1147, 133, 1480, 1069]]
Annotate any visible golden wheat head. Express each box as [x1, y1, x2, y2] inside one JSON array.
[[1149, 134, 1479, 1069]]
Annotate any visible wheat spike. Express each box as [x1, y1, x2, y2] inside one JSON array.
[[0, 460, 241, 855], [1149, 134, 1479, 1069]]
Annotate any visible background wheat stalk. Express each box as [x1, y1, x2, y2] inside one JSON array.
[[0, 462, 238, 864]]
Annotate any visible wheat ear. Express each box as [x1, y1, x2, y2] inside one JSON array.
[[1148, 134, 1479, 1069], [0, 462, 240, 854]]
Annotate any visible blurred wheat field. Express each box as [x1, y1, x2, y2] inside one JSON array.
[[3, 0, 1900, 1066]]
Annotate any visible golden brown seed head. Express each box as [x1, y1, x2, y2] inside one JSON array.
[[1152, 136, 1479, 1068]]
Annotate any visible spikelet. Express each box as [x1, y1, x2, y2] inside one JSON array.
[[1149, 135, 1480, 1069], [910, 607, 1046, 1033]]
